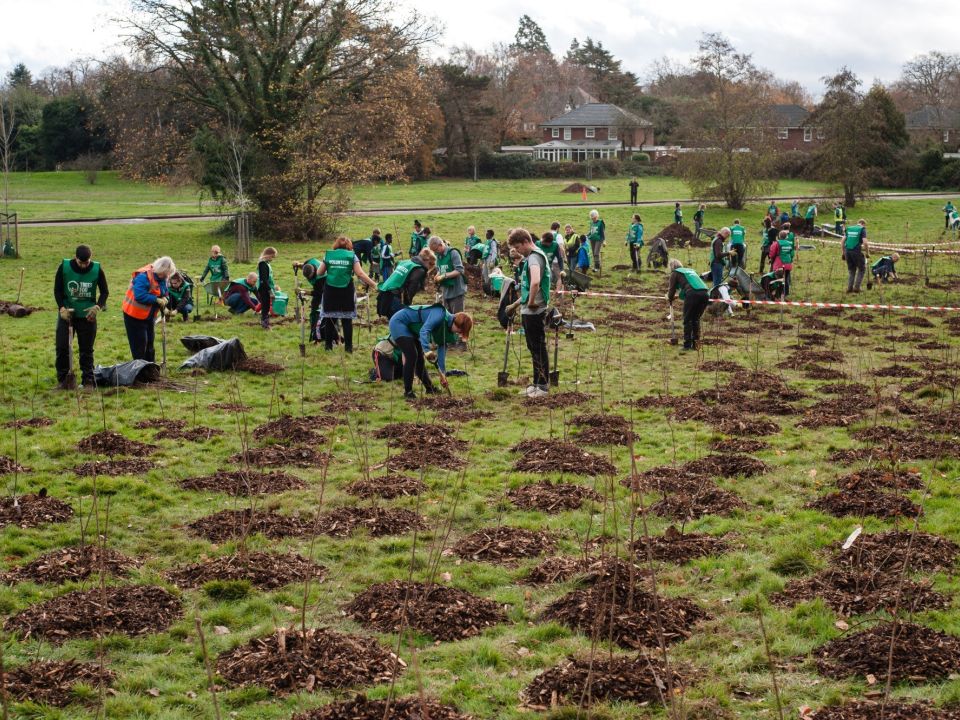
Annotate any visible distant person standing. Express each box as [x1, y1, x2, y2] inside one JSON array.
[[199, 245, 229, 284], [429, 236, 467, 315], [804, 202, 818, 235], [316, 236, 377, 352], [709, 228, 731, 288], [256, 247, 278, 330], [767, 200, 778, 221], [834, 203, 846, 235], [629, 177, 639, 205], [842, 219, 868, 293], [944, 200, 956, 230], [409, 220, 427, 256], [627, 214, 644, 271], [674, 202, 683, 225], [586, 209, 606, 272], [54, 244, 108, 389], [693, 203, 706, 240], [505, 228, 551, 398], [729, 219, 746, 269]]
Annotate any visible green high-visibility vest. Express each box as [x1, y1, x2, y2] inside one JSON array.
[[490, 275, 505, 294], [844, 226, 864, 251], [378, 259, 416, 292], [409, 232, 424, 256], [436, 248, 462, 288], [520, 246, 551, 307], [730, 225, 746, 246], [303, 258, 322, 287], [872, 256, 890, 272], [465, 234, 481, 249], [587, 219, 605, 242], [324, 249, 355, 288], [628, 223, 644, 246], [805, 205, 816, 219], [61, 259, 100, 312], [779, 236, 796, 264], [205, 256, 227, 282], [675, 267, 707, 299], [407, 304, 459, 346], [371, 243, 381, 262], [169, 279, 191, 303], [536, 238, 562, 264]]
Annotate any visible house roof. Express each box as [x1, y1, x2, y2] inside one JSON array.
[[542, 103, 652, 128], [771, 104, 810, 128], [906, 106, 960, 129], [533, 139, 622, 149]]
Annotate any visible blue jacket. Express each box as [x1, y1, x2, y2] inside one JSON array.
[[132, 271, 168, 318], [388, 305, 454, 372], [576, 244, 590, 271]]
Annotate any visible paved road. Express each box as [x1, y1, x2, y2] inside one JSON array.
[[16, 191, 958, 228]]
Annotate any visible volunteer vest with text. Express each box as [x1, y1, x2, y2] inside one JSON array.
[[675, 267, 707, 299], [520, 247, 551, 306], [61, 259, 100, 312], [324, 249, 355, 288], [206, 256, 227, 281], [378, 259, 416, 292], [436, 249, 461, 288], [730, 226, 746, 246], [844, 226, 863, 251], [779, 236, 796, 264]]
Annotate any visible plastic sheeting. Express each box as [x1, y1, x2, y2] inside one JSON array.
[[93, 360, 161, 386], [179, 338, 247, 372]]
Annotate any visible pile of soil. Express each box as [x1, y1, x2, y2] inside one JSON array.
[[512, 439, 617, 476], [650, 484, 748, 520], [709, 438, 770, 453], [4, 585, 182, 642], [77, 431, 156, 457], [814, 621, 960, 682], [874, 365, 922, 378], [345, 580, 506, 641], [1, 545, 139, 585], [902, 315, 935, 328], [3, 659, 115, 707], [216, 628, 401, 695], [522, 655, 685, 709], [179, 470, 305, 496], [454, 526, 555, 563], [0, 455, 29, 473], [506, 480, 602, 512], [836, 531, 959, 574], [803, 366, 848, 381], [0, 492, 73, 529], [345, 474, 426, 499], [655, 223, 709, 248], [0, 301, 37, 316], [699, 360, 745, 373], [186, 509, 310, 542], [802, 316, 833, 331], [230, 445, 325, 468], [835, 468, 923, 492], [689, 453, 768, 478], [809, 700, 960, 719], [315, 506, 426, 537], [523, 556, 644, 586], [293, 696, 471, 720], [3, 417, 53, 429], [209, 401, 251, 413], [807, 490, 921, 519], [385, 446, 466, 472], [167, 551, 327, 590], [819, 382, 870, 396], [236, 357, 284, 374], [71, 458, 156, 476], [771, 568, 948, 616], [256, 415, 335, 443], [541, 575, 709, 648], [716, 417, 780, 436], [569, 413, 638, 445], [798, 399, 862, 428], [633, 526, 730, 564], [524, 391, 592, 409], [376, 421, 454, 442]]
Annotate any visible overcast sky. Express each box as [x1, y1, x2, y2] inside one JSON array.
[[3, 1, 958, 94]]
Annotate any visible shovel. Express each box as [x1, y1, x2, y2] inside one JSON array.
[[669, 305, 678, 345], [498, 318, 513, 387], [297, 290, 307, 357], [549, 327, 560, 387], [160, 310, 168, 375], [63, 323, 77, 390], [15, 267, 24, 304]]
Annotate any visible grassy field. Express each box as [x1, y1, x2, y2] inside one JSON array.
[[1, 197, 960, 719]]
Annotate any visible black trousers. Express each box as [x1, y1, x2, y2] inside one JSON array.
[[394, 335, 434, 394], [258, 287, 272, 324], [629, 244, 642, 269], [123, 313, 155, 362], [522, 312, 549, 388], [731, 244, 745, 269], [56, 316, 97, 384], [845, 251, 865, 291], [322, 318, 353, 351], [682, 290, 710, 349]]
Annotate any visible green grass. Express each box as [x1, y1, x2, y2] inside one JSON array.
[[1, 196, 960, 718]]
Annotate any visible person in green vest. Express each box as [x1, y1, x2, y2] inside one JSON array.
[[54, 244, 108, 389], [380, 233, 395, 280], [767, 201, 778, 220], [464, 225, 483, 261], [870, 253, 899, 284], [674, 202, 683, 225], [944, 201, 956, 230], [666, 258, 709, 351], [729, 219, 746, 270], [409, 220, 428, 256], [693, 204, 705, 240], [223, 272, 261, 314], [314, 236, 377, 352], [709, 227, 731, 288], [833, 203, 845, 235], [370, 334, 403, 382], [199, 245, 229, 284], [505, 228, 552, 397], [256, 247, 280, 329], [586, 209, 606, 272], [537, 230, 564, 279], [428, 237, 468, 351], [293, 258, 324, 339], [768, 230, 796, 297], [166, 272, 194, 321], [370, 234, 383, 282], [760, 268, 785, 300], [626, 214, 644, 271], [377, 247, 437, 318], [387, 303, 473, 399], [803, 202, 818, 235], [842, 219, 868, 293], [482, 229, 500, 269], [949, 209, 960, 232]]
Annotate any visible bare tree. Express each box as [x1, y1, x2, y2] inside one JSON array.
[[897, 51, 960, 128], [0, 92, 15, 216]]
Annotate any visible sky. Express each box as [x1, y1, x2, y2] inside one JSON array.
[[2, 0, 959, 94]]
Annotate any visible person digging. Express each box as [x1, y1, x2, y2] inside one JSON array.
[[224, 273, 261, 315], [376, 247, 437, 319], [760, 268, 786, 300], [122, 255, 175, 362], [293, 258, 324, 341], [54, 244, 108, 390], [667, 258, 709, 352], [387, 303, 473, 400], [505, 228, 552, 398], [167, 272, 194, 321], [842, 219, 869, 293], [869, 253, 900, 288]]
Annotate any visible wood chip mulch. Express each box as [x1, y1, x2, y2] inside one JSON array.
[[293, 695, 470, 720], [0, 454, 30, 474], [835, 468, 924, 492], [384, 446, 466, 472], [814, 621, 960, 682], [632, 526, 730, 564], [0, 492, 73, 529], [76, 430, 157, 457], [836, 531, 959, 574], [715, 416, 781, 436], [344, 580, 506, 641], [569, 413, 638, 445], [229, 445, 327, 468], [709, 438, 770, 453], [522, 655, 685, 709], [511, 439, 616, 476], [178, 470, 306, 496], [523, 391, 592, 409], [506, 480, 602, 513], [454, 526, 555, 563], [3, 417, 53, 429], [375, 422, 455, 442], [797, 399, 862, 428], [622, 465, 711, 494], [809, 700, 960, 719], [4, 659, 115, 707], [806, 490, 921, 519], [699, 360, 745, 373], [71, 458, 156, 476], [216, 627, 402, 695], [1, 545, 140, 585], [345, 474, 426, 499], [541, 576, 710, 649], [650, 483, 748, 521], [686, 453, 768, 478], [314, 506, 426, 538], [235, 357, 284, 375], [167, 551, 327, 590], [4, 585, 182, 643], [523, 556, 646, 586], [438, 408, 494, 422], [255, 414, 336, 444], [186, 509, 311, 542]]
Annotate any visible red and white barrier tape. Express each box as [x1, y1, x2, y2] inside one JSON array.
[[816, 237, 960, 254]]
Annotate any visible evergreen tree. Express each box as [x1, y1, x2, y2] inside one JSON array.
[[512, 15, 550, 54], [6, 63, 32, 89]]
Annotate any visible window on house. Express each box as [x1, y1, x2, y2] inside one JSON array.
[[803, 127, 813, 142], [563, 127, 571, 140], [777, 127, 789, 140], [816, 127, 825, 140], [585, 127, 595, 138], [608, 127, 617, 141], [945, 130, 951, 143], [551, 127, 559, 138]]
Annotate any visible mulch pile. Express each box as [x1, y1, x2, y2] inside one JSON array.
[[798, 399, 863, 428], [523, 555, 644, 586], [1, 545, 140, 585], [511, 439, 616, 476], [902, 315, 935, 328], [345, 474, 426, 499], [524, 391, 592, 409], [624, 464, 710, 494], [777, 349, 846, 369], [178, 470, 306, 496], [715, 416, 780, 436], [655, 222, 709, 248], [71, 458, 156, 476], [874, 365, 922, 378], [315, 506, 426, 537], [454, 526, 555, 563], [3, 417, 53, 429], [186, 509, 310, 542], [633, 526, 730, 564], [256, 414, 335, 444], [345, 580, 506, 641], [376, 421, 454, 442], [3, 659, 115, 707], [772, 568, 948, 616], [699, 360, 745, 373], [167, 551, 327, 590], [439, 408, 494, 422], [135, 418, 224, 441], [835, 468, 923, 492], [650, 485, 748, 520], [709, 438, 770, 453], [689, 453, 768, 478], [815, 622, 960, 682], [541, 575, 709, 648], [522, 654, 685, 709], [0, 455, 29, 474], [809, 700, 960, 719], [236, 357, 284, 374], [77, 430, 156, 457], [209, 402, 251, 413], [836, 531, 959, 574], [807, 490, 921, 519], [506, 480, 602, 512], [569, 413, 638, 445], [803, 366, 848, 381], [0, 492, 73, 529], [216, 627, 401, 695], [293, 696, 471, 720], [230, 445, 325, 468], [385, 446, 466, 472], [4, 585, 182, 643]]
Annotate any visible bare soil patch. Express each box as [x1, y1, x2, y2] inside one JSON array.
[[4, 585, 182, 643], [1, 545, 139, 585], [454, 526, 555, 563], [167, 551, 327, 590], [633, 526, 730, 564], [0, 492, 73, 529], [236, 357, 284, 375], [186, 509, 310, 542], [216, 627, 401, 695], [807, 490, 921, 519], [293, 696, 470, 720], [71, 458, 156, 476], [4, 659, 115, 707], [77, 431, 156, 457], [179, 470, 305, 496], [315, 506, 426, 537], [345, 580, 506, 641], [512, 439, 616, 475], [506, 480, 602, 512], [345, 474, 426, 499]]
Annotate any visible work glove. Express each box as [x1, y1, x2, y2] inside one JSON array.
[[425, 350, 438, 364], [156, 297, 168, 309], [253, 303, 262, 313], [85, 305, 101, 321], [292, 261, 302, 271], [59, 307, 74, 322]]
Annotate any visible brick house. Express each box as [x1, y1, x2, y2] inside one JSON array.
[[533, 103, 654, 162], [770, 104, 822, 150], [905, 107, 960, 151]]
